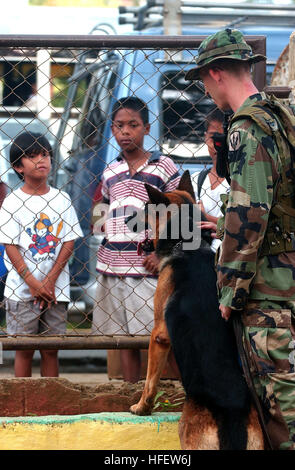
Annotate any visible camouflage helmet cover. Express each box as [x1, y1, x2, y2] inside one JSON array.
[[185, 28, 266, 81]]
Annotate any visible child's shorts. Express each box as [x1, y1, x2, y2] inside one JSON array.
[[5, 299, 68, 336], [92, 275, 157, 335]]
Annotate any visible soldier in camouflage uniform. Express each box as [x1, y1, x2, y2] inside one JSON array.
[[185, 28, 295, 450]]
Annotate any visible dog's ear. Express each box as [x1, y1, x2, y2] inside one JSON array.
[[177, 170, 196, 202], [145, 184, 170, 205]]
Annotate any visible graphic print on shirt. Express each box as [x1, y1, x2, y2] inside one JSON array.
[[25, 212, 63, 259]]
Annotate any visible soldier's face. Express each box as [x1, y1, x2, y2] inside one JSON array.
[[200, 69, 229, 111]]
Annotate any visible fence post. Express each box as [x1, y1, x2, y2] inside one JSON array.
[[36, 49, 51, 120], [164, 0, 182, 61]]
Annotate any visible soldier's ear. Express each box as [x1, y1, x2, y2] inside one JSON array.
[[208, 67, 223, 83]]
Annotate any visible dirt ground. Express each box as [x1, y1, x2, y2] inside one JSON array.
[[85, 378, 184, 396], [71, 378, 186, 413]]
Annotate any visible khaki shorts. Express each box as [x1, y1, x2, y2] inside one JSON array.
[[5, 299, 68, 336], [92, 275, 157, 335]]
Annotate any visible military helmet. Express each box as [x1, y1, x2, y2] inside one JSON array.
[[185, 28, 266, 81]]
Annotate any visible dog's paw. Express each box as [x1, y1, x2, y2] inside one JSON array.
[[130, 402, 152, 416]]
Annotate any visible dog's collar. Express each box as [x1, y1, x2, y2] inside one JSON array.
[[137, 231, 184, 256], [157, 239, 184, 258], [171, 240, 183, 254]]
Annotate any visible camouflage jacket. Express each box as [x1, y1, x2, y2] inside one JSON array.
[[216, 92, 295, 311]]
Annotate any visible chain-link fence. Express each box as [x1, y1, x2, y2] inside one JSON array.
[[0, 35, 267, 351]]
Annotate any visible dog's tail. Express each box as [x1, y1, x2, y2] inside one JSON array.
[[214, 406, 249, 450]]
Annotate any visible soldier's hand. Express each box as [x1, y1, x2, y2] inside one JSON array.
[[219, 304, 232, 321]]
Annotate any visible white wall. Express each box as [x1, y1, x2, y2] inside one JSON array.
[[1, 4, 132, 35]]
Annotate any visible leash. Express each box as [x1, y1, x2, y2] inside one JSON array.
[[232, 314, 274, 450]]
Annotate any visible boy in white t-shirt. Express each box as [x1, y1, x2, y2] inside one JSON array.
[[0, 132, 83, 377]]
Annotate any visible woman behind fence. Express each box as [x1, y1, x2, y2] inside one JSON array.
[[191, 109, 229, 252]]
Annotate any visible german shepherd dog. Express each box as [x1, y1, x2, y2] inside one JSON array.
[[127, 171, 264, 450]]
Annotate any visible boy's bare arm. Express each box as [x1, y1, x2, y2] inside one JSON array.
[[5, 244, 55, 304], [45, 240, 75, 288], [34, 241, 75, 309], [0, 182, 7, 208], [5, 241, 74, 308]]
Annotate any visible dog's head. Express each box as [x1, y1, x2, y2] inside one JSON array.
[[125, 170, 213, 257]]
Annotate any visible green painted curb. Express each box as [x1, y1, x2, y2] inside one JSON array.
[[0, 412, 181, 426]]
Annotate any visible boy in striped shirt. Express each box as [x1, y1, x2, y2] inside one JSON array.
[[92, 96, 180, 382]]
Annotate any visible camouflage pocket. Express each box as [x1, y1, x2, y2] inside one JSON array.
[[243, 325, 295, 376]]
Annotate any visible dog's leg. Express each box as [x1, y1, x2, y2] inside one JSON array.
[[179, 400, 220, 450], [130, 265, 174, 416], [179, 401, 264, 450], [130, 321, 171, 415], [246, 406, 264, 450]]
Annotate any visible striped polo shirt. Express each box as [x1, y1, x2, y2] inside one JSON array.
[[96, 151, 180, 277]]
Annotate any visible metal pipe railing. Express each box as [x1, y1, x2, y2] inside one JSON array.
[[0, 335, 150, 350], [0, 34, 263, 49], [0, 35, 266, 91]]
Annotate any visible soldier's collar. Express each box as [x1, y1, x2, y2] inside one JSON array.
[[235, 92, 267, 116]]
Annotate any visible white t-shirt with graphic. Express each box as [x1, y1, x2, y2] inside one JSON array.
[[0, 186, 83, 302]]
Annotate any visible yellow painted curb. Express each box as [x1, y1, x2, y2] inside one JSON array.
[[0, 412, 181, 450]]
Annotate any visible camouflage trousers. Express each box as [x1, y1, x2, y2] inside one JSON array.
[[242, 300, 295, 450]]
